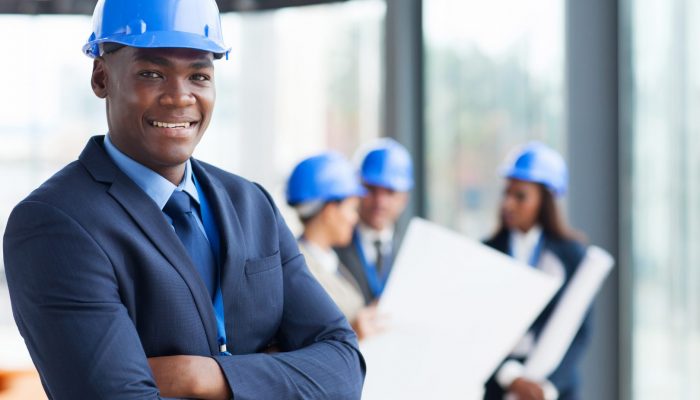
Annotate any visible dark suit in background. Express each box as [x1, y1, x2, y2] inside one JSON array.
[[483, 229, 590, 400]]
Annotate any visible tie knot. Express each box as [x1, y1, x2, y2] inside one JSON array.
[[164, 190, 193, 216]]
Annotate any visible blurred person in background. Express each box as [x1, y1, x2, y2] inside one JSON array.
[[335, 139, 414, 304], [2, 0, 364, 398], [483, 142, 591, 400], [287, 152, 384, 340]]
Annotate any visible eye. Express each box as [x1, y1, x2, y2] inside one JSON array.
[[138, 71, 162, 79], [191, 73, 211, 82]]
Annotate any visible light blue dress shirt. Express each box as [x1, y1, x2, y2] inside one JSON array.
[[103, 134, 231, 354], [103, 134, 207, 235]]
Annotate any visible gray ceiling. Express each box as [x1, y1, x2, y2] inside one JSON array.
[[0, 0, 346, 14]]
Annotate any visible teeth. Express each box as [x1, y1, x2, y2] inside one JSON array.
[[152, 121, 191, 128]]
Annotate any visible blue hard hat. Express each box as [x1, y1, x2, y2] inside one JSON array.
[[360, 138, 414, 192], [286, 152, 367, 206], [501, 141, 568, 196], [83, 0, 230, 59]]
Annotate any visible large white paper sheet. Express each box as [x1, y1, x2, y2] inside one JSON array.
[[360, 218, 562, 399]]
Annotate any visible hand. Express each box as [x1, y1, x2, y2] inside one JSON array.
[[264, 343, 282, 354], [148, 355, 231, 400], [508, 377, 545, 400], [352, 304, 389, 340]]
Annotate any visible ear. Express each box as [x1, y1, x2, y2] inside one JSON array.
[[91, 58, 108, 99]]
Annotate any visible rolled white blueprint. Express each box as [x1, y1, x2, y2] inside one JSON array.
[[523, 246, 614, 380]]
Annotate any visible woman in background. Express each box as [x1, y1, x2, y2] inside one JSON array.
[[483, 142, 591, 400], [287, 152, 382, 340]]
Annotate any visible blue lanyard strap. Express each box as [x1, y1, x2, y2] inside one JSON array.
[[353, 230, 390, 297], [508, 232, 545, 268], [194, 175, 231, 356]]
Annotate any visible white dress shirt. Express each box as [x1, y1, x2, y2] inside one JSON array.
[[300, 240, 341, 275], [357, 223, 394, 267], [498, 225, 559, 399], [510, 225, 543, 266]]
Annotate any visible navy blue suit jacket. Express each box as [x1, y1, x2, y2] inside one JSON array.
[[4, 136, 365, 399], [483, 229, 590, 400]]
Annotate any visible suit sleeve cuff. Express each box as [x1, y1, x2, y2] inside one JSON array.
[[495, 360, 525, 389], [211, 355, 235, 400]]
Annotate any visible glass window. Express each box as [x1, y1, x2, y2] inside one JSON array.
[[202, 1, 384, 230], [627, 0, 700, 398], [0, 15, 105, 330], [0, 0, 384, 333], [424, 0, 565, 239]]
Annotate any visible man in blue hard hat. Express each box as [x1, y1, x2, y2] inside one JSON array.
[[335, 138, 414, 304], [3, 1, 365, 399]]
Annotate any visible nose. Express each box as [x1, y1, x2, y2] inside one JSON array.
[[502, 194, 516, 212], [160, 79, 196, 107]]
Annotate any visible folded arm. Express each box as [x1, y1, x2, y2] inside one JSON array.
[[4, 201, 162, 399], [208, 187, 366, 400], [211, 256, 365, 399]]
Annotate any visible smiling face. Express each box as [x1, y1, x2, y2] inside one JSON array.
[[91, 47, 215, 184]]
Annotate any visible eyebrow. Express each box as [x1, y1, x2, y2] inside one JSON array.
[[190, 60, 214, 70], [133, 53, 214, 70]]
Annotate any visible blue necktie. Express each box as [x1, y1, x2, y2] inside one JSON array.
[[373, 240, 384, 275], [163, 190, 217, 298]]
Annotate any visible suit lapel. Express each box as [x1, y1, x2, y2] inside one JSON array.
[[190, 160, 248, 345], [486, 229, 510, 254], [79, 136, 220, 354], [335, 234, 373, 304]]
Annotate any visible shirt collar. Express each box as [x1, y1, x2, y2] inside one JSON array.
[[358, 222, 394, 244], [510, 225, 543, 265], [512, 225, 543, 244], [357, 222, 394, 263], [103, 134, 200, 210]]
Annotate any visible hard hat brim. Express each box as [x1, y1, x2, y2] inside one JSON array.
[[362, 176, 414, 192], [287, 185, 367, 207], [503, 168, 567, 196], [83, 30, 230, 59]]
